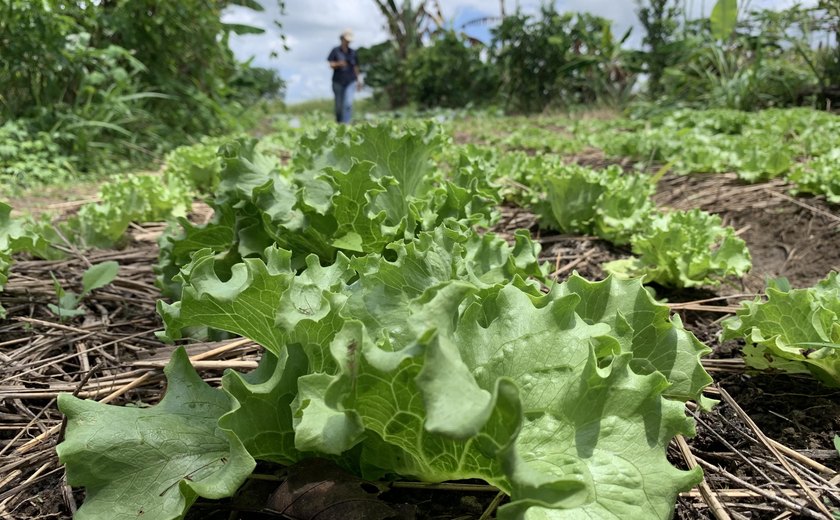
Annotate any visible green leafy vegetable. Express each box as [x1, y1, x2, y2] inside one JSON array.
[[722, 272, 840, 387], [47, 261, 120, 319], [157, 122, 498, 292], [66, 174, 192, 248], [57, 347, 256, 520], [1, 201, 67, 316], [151, 226, 709, 518], [790, 150, 840, 204], [500, 161, 655, 245], [0, 202, 59, 259], [81, 261, 120, 294], [163, 139, 226, 194], [605, 209, 751, 288]]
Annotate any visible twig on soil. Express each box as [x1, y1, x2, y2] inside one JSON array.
[[479, 491, 507, 520], [695, 458, 825, 519], [13, 317, 92, 334], [690, 412, 792, 503], [668, 303, 741, 313], [130, 359, 258, 370], [675, 434, 732, 520], [718, 387, 836, 519], [764, 189, 840, 227], [550, 253, 590, 279], [700, 359, 746, 372]]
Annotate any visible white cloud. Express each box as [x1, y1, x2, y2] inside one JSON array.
[[224, 0, 390, 102], [224, 0, 816, 103]]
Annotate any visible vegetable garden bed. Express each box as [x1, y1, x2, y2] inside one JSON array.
[[1, 111, 838, 519]]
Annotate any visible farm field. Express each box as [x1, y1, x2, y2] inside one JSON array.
[[1, 108, 839, 520]]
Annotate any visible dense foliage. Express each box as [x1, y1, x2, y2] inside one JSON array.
[[358, 0, 839, 113], [406, 31, 497, 109], [0, 0, 283, 186]]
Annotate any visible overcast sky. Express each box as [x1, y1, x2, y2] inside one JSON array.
[[222, 0, 811, 103]]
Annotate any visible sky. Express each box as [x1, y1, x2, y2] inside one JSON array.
[[222, 0, 812, 103]]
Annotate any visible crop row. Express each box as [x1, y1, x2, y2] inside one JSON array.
[[1, 113, 838, 520]]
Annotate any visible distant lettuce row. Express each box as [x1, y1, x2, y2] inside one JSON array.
[[472, 149, 751, 289], [583, 108, 840, 192]]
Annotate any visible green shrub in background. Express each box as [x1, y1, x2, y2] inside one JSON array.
[[491, 7, 637, 112], [0, 122, 75, 187], [406, 31, 498, 109], [0, 0, 283, 186]]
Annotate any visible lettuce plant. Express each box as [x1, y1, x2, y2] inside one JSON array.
[[0, 202, 66, 316], [541, 164, 654, 245], [58, 223, 713, 520], [63, 173, 193, 249], [722, 273, 840, 387], [789, 150, 840, 204], [163, 137, 229, 194], [156, 122, 499, 295], [605, 209, 751, 288]]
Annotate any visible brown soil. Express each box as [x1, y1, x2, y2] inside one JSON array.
[[4, 181, 102, 218], [653, 172, 840, 293]]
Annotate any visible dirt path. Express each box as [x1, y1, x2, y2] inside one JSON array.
[[5, 179, 104, 218]]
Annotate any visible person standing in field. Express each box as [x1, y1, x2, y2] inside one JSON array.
[[328, 29, 361, 124]]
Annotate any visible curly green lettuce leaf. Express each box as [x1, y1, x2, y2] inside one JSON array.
[[556, 274, 714, 407], [219, 347, 308, 464], [320, 281, 703, 516], [789, 150, 840, 204], [295, 122, 445, 224], [723, 272, 840, 387], [161, 225, 547, 350], [61, 173, 192, 249], [157, 122, 497, 283], [324, 161, 391, 252], [498, 351, 700, 519], [0, 202, 59, 259], [1, 202, 66, 316], [455, 285, 701, 516], [605, 209, 751, 288], [56, 347, 255, 520], [346, 223, 547, 346], [544, 166, 606, 235], [541, 165, 653, 245], [163, 137, 228, 194], [323, 300, 523, 486], [158, 246, 354, 358]]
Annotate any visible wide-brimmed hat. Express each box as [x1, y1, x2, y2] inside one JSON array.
[[341, 29, 354, 42]]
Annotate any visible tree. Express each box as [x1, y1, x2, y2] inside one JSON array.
[[365, 0, 436, 107], [636, 0, 683, 97]]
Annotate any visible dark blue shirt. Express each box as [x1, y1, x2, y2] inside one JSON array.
[[328, 46, 358, 86]]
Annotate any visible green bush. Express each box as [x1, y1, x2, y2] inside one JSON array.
[[0, 0, 277, 184], [491, 7, 636, 112], [406, 31, 497, 109]]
